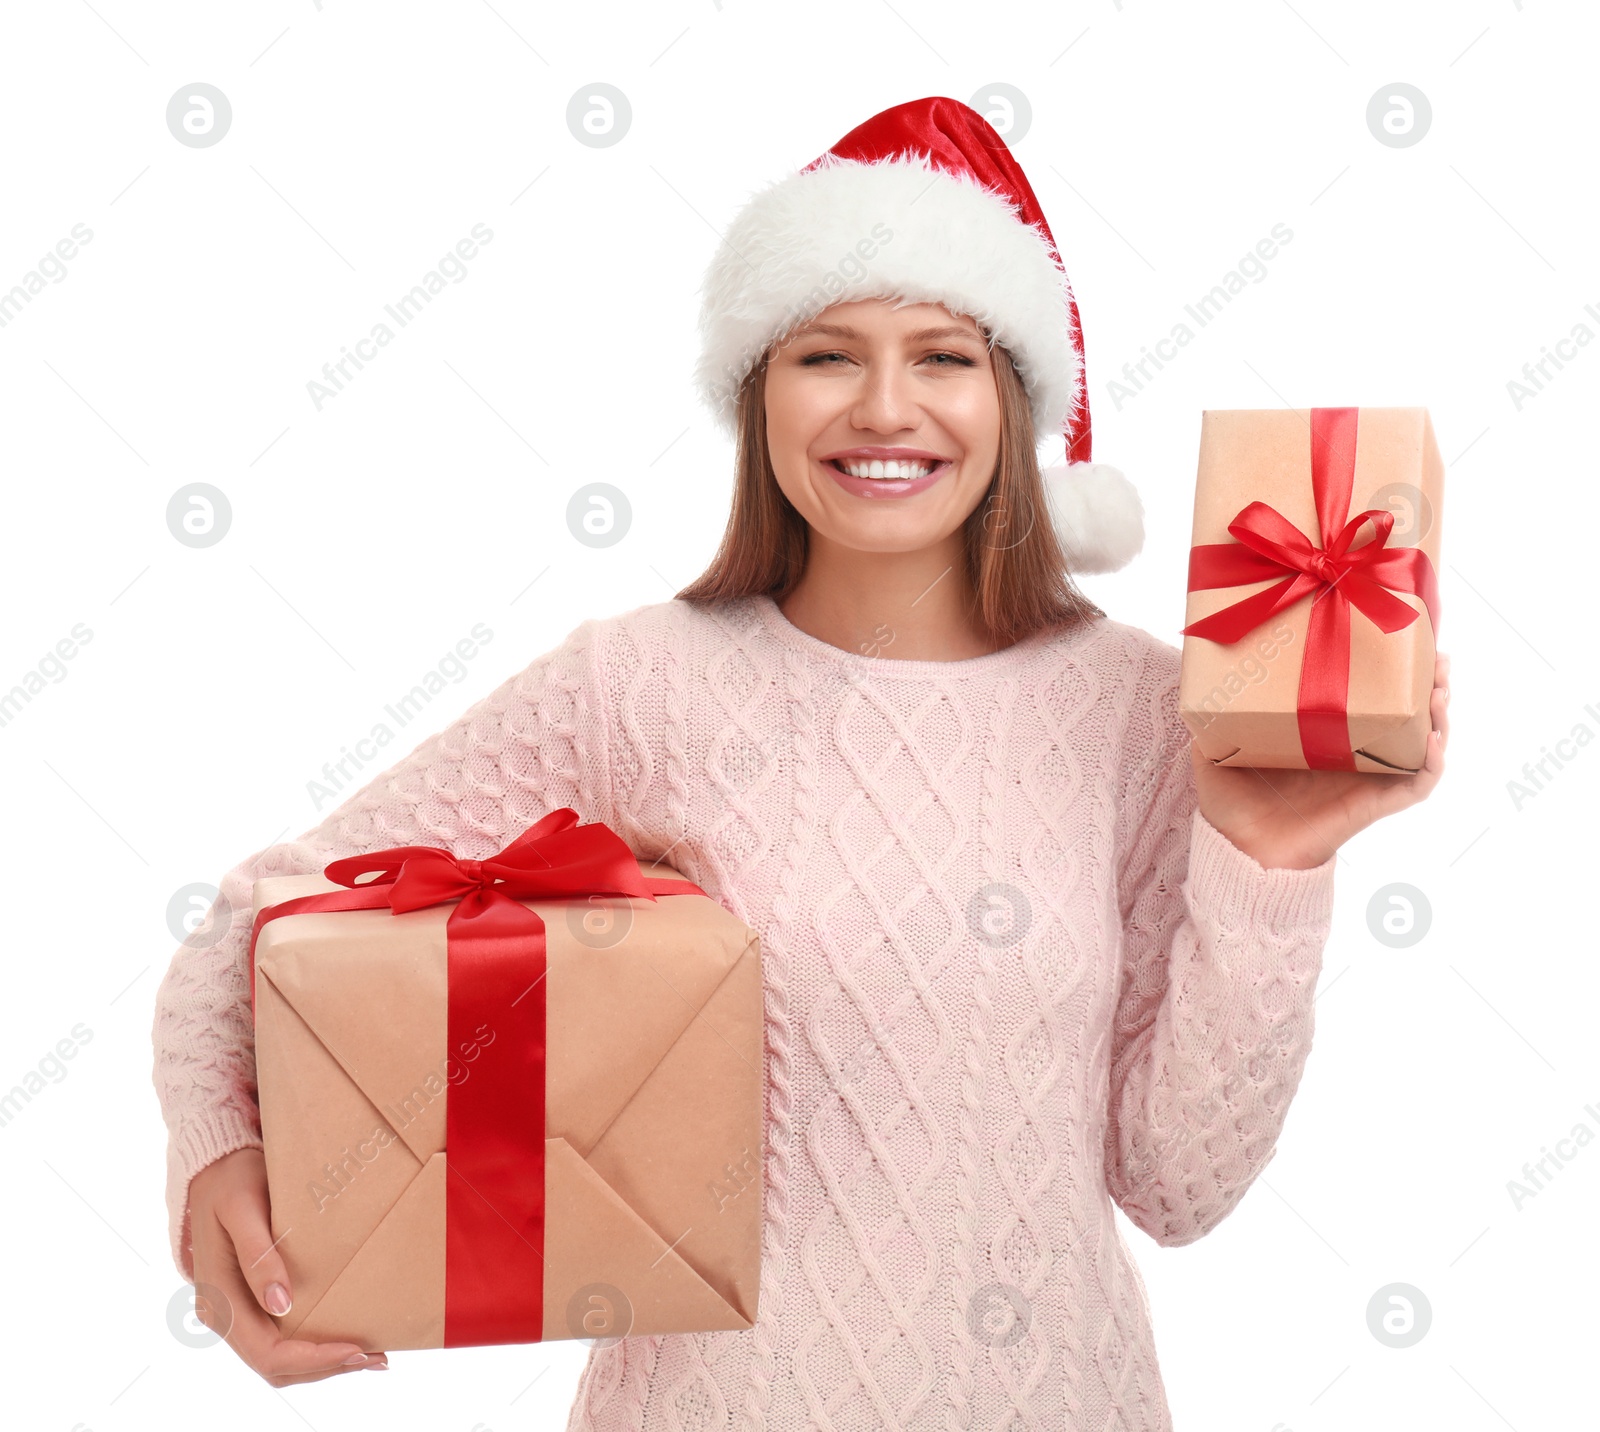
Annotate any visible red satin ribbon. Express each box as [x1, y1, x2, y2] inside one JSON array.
[[247, 808, 706, 1347], [1180, 407, 1441, 770]]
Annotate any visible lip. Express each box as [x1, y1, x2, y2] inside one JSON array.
[[820, 446, 952, 462], [819, 455, 953, 500]]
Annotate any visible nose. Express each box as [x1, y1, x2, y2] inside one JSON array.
[[848, 356, 917, 435]]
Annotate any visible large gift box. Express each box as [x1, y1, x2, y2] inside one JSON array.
[[248, 808, 763, 1351], [1178, 406, 1444, 772]]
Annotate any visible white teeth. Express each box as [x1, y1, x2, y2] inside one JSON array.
[[836, 458, 938, 480]]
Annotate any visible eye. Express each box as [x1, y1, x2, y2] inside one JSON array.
[[799, 350, 977, 368]]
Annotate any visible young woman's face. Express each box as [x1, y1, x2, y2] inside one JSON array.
[[762, 298, 1002, 557]]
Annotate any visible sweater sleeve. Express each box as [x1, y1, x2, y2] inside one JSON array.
[[150, 616, 619, 1280], [1102, 640, 1338, 1248]]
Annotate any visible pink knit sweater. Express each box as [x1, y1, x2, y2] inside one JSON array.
[[151, 593, 1337, 1430]]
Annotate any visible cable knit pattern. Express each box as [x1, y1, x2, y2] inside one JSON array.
[[151, 594, 1337, 1430]]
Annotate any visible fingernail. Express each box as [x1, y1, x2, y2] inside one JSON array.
[[365, 1360, 389, 1371], [342, 1353, 370, 1366], [264, 1282, 292, 1316]]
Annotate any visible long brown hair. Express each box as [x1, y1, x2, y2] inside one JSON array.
[[675, 338, 1106, 649]]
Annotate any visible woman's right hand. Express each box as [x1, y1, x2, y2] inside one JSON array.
[[188, 1146, 389, 1385]]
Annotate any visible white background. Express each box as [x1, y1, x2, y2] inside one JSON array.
[[0, 1, 1592, 1428]]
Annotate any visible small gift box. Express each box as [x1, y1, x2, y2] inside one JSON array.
[[248, 808, 763, 1351], [1178, 406, 1444, 773]]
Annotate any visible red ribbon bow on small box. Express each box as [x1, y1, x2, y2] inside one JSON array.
[[1180, 407, 1441, 771]]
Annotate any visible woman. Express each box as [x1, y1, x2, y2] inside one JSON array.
[[153, 97, 1449, 1427]]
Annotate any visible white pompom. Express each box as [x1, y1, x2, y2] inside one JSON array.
[[1040, 461, 1145, 575]]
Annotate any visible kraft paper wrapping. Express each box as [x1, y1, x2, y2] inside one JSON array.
[[250, 860, 763, 1351], [1178, 407, 1444, 773]]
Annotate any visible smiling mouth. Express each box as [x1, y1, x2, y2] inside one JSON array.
[[826, 457, 950, 481]]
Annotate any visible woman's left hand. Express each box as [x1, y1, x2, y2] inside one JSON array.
[[1191, 651, 1451, 871]]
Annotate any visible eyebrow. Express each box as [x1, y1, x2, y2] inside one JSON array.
[[790, 322, 986, 345]]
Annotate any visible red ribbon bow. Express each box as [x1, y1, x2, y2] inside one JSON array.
[[1179, 407, 1441, 770], [249, 808, 706, 1346]]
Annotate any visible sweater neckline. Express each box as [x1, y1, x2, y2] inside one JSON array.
[[752, 593, 1060, 677]]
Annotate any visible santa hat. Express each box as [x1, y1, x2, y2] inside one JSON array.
[[693, 95, 1144, 575]]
